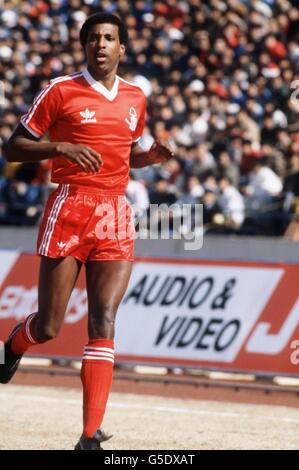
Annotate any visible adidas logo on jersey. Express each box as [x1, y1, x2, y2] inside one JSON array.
[[125, 107, 137, 131], [80, 108, 97, 123]]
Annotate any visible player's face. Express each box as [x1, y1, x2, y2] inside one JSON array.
[[85, 23, 126, 79]]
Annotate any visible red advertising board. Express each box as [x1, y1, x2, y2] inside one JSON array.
[[0, 251, 299, 376]]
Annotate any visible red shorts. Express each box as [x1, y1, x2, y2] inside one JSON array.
[[37, 184, 135, 263]]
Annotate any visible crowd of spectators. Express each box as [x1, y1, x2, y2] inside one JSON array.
[[0, 0, 299, 235]]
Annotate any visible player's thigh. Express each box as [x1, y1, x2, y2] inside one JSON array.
[[37, 255, 82, 324], [86, 260, 133, 318]]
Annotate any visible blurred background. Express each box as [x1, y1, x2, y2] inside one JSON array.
[[1, 4, 299, 450], [0, 0, 299, 238]]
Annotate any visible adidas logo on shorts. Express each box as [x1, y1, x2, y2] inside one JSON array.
[[57, 241, 66, 249]]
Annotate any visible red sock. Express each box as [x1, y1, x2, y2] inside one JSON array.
[[11, 313, 38, 356], [81, 338, 114, 438]]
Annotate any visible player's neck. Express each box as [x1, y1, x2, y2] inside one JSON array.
[[87, 66, 117, 91]]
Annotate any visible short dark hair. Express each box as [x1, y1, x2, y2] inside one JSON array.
[[79, 12, 128, 47]]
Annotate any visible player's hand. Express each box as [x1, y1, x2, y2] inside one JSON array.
[[148, 139, 174, 164], [57, 143, 103, 173]]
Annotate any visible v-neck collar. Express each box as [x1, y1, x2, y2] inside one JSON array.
[[82, 68, 119, 101]]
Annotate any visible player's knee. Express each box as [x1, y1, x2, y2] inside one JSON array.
[[35, 323, 60, 343], [89, 310, 116, 339]]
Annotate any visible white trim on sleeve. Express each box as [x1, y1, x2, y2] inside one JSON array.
[[20, 119, 42, 138]]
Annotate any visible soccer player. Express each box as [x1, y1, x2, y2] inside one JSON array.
[[0, 12, 173, 450]]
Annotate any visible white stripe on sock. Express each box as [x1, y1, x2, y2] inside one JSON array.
[[82, 355, 114, 364], [83, 351, 114, 359], [84, 347, 114, 354], [25, 313, 37, 344]]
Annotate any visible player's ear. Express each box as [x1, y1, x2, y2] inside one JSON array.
[[119, 44, 126, 57]]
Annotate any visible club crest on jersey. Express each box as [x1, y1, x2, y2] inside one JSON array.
[[125, 107, 137, 131], [80, 108, 97, 123]]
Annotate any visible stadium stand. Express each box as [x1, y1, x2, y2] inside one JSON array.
[[0, 0, 298, 235]]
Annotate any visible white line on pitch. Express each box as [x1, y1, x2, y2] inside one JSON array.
[[0, 391, 298, 425]]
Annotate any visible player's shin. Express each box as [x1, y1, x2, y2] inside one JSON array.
[[81, 338, 114, 438]]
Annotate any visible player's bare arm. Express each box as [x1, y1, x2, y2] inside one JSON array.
[[4, 124, 103, 173], [130, 139, 174, 168]]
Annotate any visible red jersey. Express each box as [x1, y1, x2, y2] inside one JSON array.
[[21, 69, 146, 194]]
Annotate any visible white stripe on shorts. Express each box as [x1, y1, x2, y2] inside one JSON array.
[[39, 184, 70, 256]]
